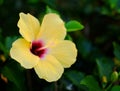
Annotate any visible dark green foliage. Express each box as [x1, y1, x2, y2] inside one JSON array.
[[80, 75, 102, 91], [0, 0, 120, 91], [111, 85, 120, 91], [65, 20, 84, 32], [1, 60, 27, 91]]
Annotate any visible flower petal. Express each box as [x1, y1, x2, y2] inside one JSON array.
[[18, 12, 40, 42], [34, 55, 64, 82], [50, 40, 77, 68], [10, 38, 40, 69], [37, 13, 66, 42]]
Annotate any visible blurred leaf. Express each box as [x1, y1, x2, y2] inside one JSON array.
[[43, 0, 56, 8], [101, 7, 110, 15], [111, 85, 120, 91], [1, 60, 26, 91], [113, 42, 120, 61], [65, 20, 84, 32], [5, 36, 18, 51], [65, 70, 85, 87], [96, 58, 114, 81], [108, 0, 118, 9], [0, 42, 6, 53], [0, 36, 18, 56], [84, 4, 93, 14], [0, 0, 3, 5], [46, 6, 59, 14], [65, 34, 73, 41], [117, 9, 120, 13], [76, 38, 93, 58], [80, 75, 101, 91], [108, 0, 120, 14], [28, 0, 39, 3]]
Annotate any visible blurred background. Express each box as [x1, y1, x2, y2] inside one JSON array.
[[0, 0, 120, 91]]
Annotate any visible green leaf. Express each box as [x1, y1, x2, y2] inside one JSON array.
[[65, 20, 84, 32], [46, 6, 59, 14], [111, 85, 120, 91], [1, 60, 27, 91], [96, 57, 114, 81], [65, 70, 85, 87], [5, 36, 18, 51], [113, 42, 120, 61], [108, 0, 118, 9], [65, 34, 73, 41], [80, 75, 101, 91]]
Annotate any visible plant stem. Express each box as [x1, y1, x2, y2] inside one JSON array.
[[105, 82, 113, 91]]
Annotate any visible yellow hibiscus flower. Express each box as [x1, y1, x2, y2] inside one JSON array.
[[10, 12, 77, 82]]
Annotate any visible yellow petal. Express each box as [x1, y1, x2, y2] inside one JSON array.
[[34, 55, 64, 82], [37, 13, 66, 42], [18, 12, 40, 42], [10, 38, 39, 69], [50, 40, 77, 68]]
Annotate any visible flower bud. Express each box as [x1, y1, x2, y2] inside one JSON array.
[[111, 71, 118, 82], [102, 76, 107, 83]]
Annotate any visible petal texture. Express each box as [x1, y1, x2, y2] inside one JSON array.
[[50, 40, 77, 68], [37, 13, 66, 42], [34, 55, 64, 82], [18, 13, 40, 42], [10, 38, 39, 69]]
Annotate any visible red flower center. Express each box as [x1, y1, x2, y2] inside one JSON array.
[[30, 40, 47, 58]]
